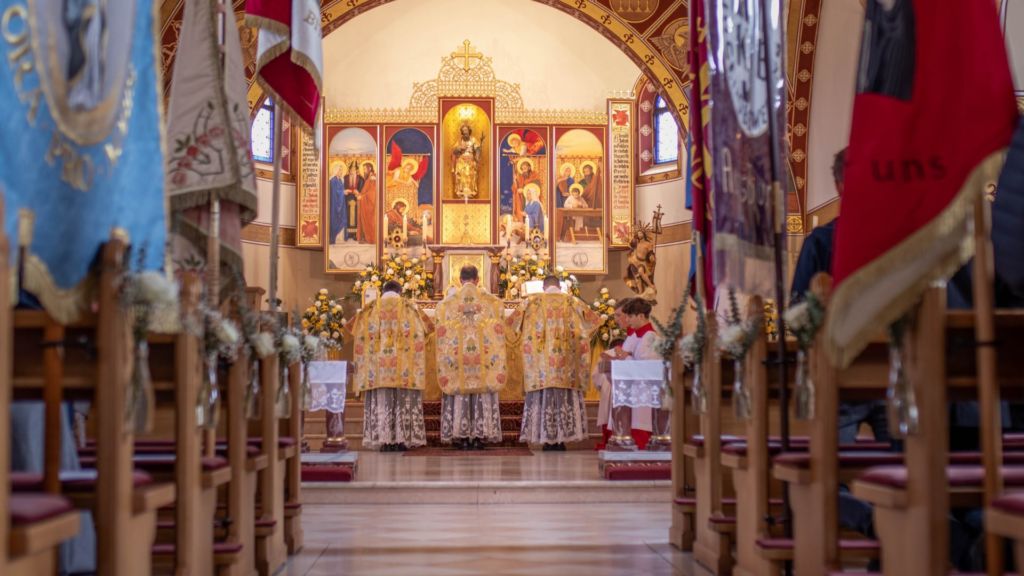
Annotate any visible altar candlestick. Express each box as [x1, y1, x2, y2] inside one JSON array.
[[525, 214, 531, 232], [402, 212, 408, 236]]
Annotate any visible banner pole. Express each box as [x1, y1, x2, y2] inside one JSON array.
[[268, 104, 283, 315], [759, 0, 793, 546]]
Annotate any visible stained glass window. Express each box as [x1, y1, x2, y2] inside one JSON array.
[[251, 100, 274, 164], [653, 96, 679, 165]]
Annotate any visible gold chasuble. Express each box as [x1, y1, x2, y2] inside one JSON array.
[[351, 295, 429, 393], [435, 284, 508, 395], [508, 292, 599, 393]]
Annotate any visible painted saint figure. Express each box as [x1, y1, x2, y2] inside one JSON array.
[[452, 123, 482, 199], [342, 162, 364, 242], [523, 184, 545, 236], [329, 161, 347, 244], [357, 162, 378, 243], [512, 158, 541, 220]]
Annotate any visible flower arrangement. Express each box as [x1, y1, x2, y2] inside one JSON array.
[[499, 255, 580, 300], [676, 294, 709, 412], [352, 254, 433, 300], [717, 290, 763, 419], [302, 288, 345, 349], [205, 309, 242, 362], [764, 299, 778, 341], [590, 287, 625, 347], [784, 293, 825, 350], [120, 268, 180, 433], [716, 290, 762, 360]]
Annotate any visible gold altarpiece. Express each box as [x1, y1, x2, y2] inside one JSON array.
[[308, 41, 640, 402]]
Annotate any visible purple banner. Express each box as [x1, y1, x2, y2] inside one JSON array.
[[705, 0, 787, 297]]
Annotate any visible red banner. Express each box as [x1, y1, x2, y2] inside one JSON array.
[[826, 0, 1017, 366]]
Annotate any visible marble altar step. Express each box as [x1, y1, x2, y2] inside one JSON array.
[[301, 452, 669, 505]]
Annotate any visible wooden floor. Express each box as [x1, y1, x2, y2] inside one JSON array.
[[287, 451, 705, 575]]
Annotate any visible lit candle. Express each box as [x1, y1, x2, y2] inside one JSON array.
[[402, 212, 408, 236]]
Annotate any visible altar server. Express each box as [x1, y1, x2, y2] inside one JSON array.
[[435, 265, 507, 450], [510, 275, 599, 450], [350, 280, 430, 451]]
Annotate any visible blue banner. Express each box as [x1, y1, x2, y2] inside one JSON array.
[[0, 0, 166, 320]]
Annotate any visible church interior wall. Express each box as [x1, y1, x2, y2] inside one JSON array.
[[319, 0, 641, 114], [805, 0, 863, 214]]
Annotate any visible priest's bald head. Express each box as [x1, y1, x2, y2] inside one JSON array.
[[383, 280, 402, 294], [460, 265, 479, 285]]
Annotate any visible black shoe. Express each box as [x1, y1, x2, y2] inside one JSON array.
[[471, 439, 486, 450], [451, 439, 464, 450], [542, 443, 553, 452], [556, 443, 567, 451], [397, 443, 408, 452], [380, 444, 392, 452]]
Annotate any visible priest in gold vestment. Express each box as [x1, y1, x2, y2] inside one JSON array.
[[351, 280, 430, 451], [509, 275, 599, 450], [435, 265, 507, 449]]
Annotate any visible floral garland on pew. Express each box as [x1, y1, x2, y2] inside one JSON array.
[[784, 292, 825, 420], [651, 294, 687, 409], [677, 294, 708, 413], [717, 290, 763, 420], [120, 266, 179, 433], [239, 305, 276, 420], [197, 307, 241, 430], [589, 287, 624, 347], [352, 254, 433, 300], [498, 255, 580, 300]]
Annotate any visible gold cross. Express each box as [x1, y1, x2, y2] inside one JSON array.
[[451, 40, 482, 72]]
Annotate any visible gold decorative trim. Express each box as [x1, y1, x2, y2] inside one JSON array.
[[241, 223, 298, 246], [656, 221, 692, 246], [637, 168, 682, 185], [255, 167, 296, 183], [324, 41, 608, 126]]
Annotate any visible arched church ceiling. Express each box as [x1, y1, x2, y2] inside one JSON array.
[[158, 0, 821, 225]]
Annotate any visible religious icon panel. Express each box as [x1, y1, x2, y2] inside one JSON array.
[[383, 126, 436, 251], [324, 125, 380, 273], [553, 127, 607, 274], [498, 127, 549, 250]]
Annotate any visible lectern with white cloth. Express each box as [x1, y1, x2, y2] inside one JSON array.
[[611, 359, 671, 450], [308, 361, 349, 452]]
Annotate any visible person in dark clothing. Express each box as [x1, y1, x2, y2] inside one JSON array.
[[791, 148, 891, 446]]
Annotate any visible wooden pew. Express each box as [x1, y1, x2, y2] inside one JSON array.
[[223, 353, 263, 576], [845, 292, 1024, 574], [11, 237, 176, 575], [769, 275, 887, 575], [1, 204, 81, 575], [690, 315, 736, 575], [284, 359, 304, 554], [254, 352, 287, 575], [139, 274, 234, 576]]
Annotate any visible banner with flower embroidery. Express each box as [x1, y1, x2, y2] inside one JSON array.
[[165, 0, 257, 281], [436, 283, 508, 395]]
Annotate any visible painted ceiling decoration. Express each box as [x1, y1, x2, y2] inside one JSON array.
[[158, 0, 821, 225]]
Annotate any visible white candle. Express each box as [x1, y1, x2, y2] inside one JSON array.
[[402, 212, 408, 236], [525, 214, 531, 232]]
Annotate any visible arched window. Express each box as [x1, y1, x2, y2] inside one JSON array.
[[653, 96, 679, 165], [251, 99, 274, 164]]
